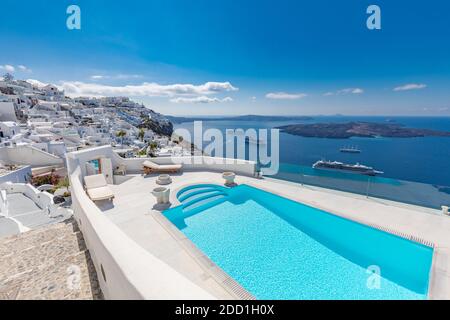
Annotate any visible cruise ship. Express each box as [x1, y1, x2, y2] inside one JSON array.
[[312, 160, 383, 176]]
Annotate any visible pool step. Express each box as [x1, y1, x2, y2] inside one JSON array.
[[176, 184, 230, 214], [181, 191, 227, 209], [178, 188, 223, 202], [177, 184, 228, 198], [182, 194, 228, 214]]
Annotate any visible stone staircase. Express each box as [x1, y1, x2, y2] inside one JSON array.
[[0, 218, 103, 300]]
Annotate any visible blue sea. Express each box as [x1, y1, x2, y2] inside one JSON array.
[[174, 116, 450, 208]]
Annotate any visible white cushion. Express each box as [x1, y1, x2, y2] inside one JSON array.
[[142, 160, 160, 169], [87, 186, 114, 201], [143, 160, 182, 171], [84, 174, 107, 189]]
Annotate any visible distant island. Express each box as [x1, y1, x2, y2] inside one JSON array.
[[277, 122, 450, 139], [167, 114, 313, 124]]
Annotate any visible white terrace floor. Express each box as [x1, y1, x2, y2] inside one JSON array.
[[95, 171, 450, 299]]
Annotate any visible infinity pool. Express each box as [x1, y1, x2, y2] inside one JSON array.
[[163, 184, 433, 300]]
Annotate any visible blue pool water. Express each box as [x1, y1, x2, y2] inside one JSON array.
[[164, 184, 434, 300]]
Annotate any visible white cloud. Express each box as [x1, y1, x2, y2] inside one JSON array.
[[170, 96, 233, 104], [1, 64, 32, 73], [393, 83, 427, 91], [423, 106, 449, 112], [115, 74, 143, 80], [26, 79, 48, 88], [90, 74, 143, 80], [337, 88, 364, 94], [0, 65, 15, 73], [90, 75, 105, 80], [18, 65, 32, 73], [324, 88, 364, 96], [350, 88, 363, 94], [59, 81, 238, 98], [265, 92, 307, 100]]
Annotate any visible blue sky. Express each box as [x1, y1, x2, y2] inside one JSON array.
[[1, 0, 449, 116]]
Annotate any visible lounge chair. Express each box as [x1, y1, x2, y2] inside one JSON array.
[[142, 160, 182, 175], [84, 174, 115, 201]]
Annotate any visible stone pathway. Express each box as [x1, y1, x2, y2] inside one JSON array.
[[0, 218, 103, 300]]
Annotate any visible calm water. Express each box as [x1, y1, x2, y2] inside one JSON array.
[[174, 116, 450, 187], [164, 184, 433, 299]]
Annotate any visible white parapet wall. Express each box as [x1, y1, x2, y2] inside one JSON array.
[[0, 181, 59, 216], [1, 182, 53, 208], [66, 149, 216, 299], [68, 145, 257, 178], [0, 165, 32, 184], [0, 145, 63, 167]]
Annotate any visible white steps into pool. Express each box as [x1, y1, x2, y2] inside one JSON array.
[[177, 184, 229, 213]]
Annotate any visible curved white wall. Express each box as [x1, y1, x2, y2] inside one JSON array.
[[66, 145, 257, 299], [67, 155, 215, 300]]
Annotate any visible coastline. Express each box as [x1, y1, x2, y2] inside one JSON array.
[[172, 133, 208, 156]]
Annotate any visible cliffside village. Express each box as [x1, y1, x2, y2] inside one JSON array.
[[0, 73, 191, 186]]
